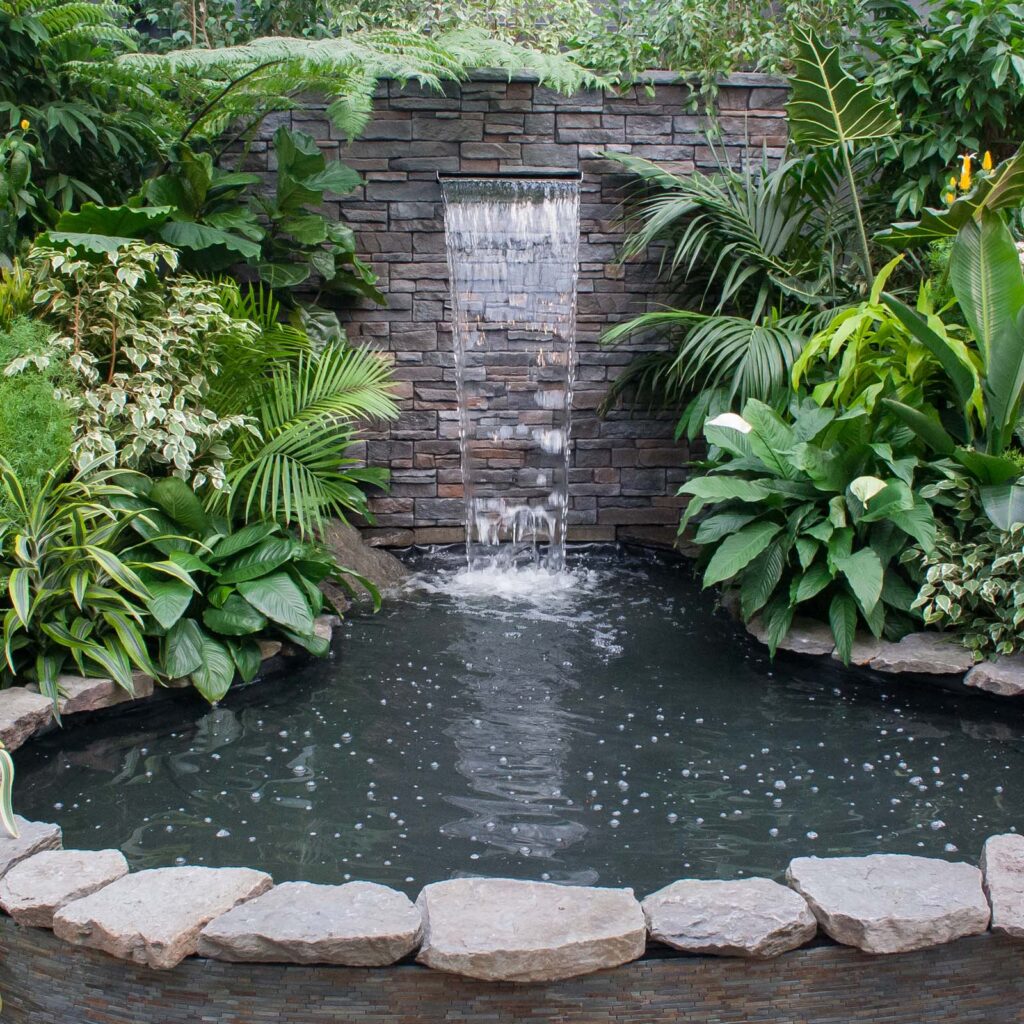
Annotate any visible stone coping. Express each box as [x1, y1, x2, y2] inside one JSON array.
[[0, 822, 1017, 980], [454, 68, 788, 87]]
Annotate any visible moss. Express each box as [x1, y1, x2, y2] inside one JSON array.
[[0, 318, 73, 513]]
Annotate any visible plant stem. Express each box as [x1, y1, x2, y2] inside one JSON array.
[[841, 142, 873, 286]]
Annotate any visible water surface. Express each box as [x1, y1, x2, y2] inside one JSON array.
[[15, 548, 1024, 895]]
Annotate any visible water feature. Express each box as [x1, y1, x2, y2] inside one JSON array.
[[441, 175, 580, 575], [16, 547, 1024, 896]]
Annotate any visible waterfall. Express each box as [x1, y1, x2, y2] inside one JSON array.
[[441, 176, 581, 574]]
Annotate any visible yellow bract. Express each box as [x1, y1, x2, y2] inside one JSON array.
[[18, 119, 29, 131], [959, 154, 972, 191], [982, 150, 993, 171]]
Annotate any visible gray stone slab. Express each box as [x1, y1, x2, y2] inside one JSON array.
[[786, 854, 989, 954], [198, 881, 421, 965], [0, 817, 62, 878], [54, 866, 272, 969], [867, 634, 974, 676], [0, 687, 53, 749], [0, 849, 128, 927], [981, 833, 1024, 938], [416, 877, 646, 982], [643, 877, 816, 958], [965, 656, 1024, 697], [747, 616, 835, 656]]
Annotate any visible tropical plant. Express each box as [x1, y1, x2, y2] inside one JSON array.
[[0, 458, 174, 702], [23, 240, 251, 487], [0, 741, 16, 837], [205, 285, 399, 536], [117, 475, 375, 702], [857, 0, 1024, 216], [0, 318, 73, 512], [0, 122, 48, 260], [910, 520, 1024, 660], [679, 398, 936, 662], [875, 145, 1024, 527]]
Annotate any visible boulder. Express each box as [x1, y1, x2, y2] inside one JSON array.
[[965, 656, 1024, 698], [48, 673, 154, 716], [642, 877, 816, 958], [866, 634, 973, 676], [0, 848, 128, 927], [415, 877, 646, 982], [786, 854, 989, 953], [981, 833, 1024, 938], [747, 616, 835, 656], [321, 520, 409, 600], [0, 817, 62, 878], [0, 687, 53, 749], [54, 866, 272, 969], [198, 880, 421, 965]]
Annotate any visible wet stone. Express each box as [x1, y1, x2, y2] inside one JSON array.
[[0, 848, 128, 927], [747, 616, 835, 656], [786, 854, 990, 953], [964, 656, 1024, 697], [53, 866, 273, 970], [0, 817, 62, 878], [867, 633, 974, 676], [981, 833, 1024, 938], [416, 877, 646, 982], [0, 687, 53, 749], [52, 673, 153, 715], [198, 880, 421, 965], [642, 877, 816, 958]]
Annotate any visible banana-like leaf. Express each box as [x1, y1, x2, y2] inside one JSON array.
[[980, 483, 1024, 531], [787, 30, 900, 149]]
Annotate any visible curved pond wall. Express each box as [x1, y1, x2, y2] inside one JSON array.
[[1, 921, 1021, 1024], [242, 73, 790, 547]]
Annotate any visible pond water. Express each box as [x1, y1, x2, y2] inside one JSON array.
[[14, 547, 1024, 896]]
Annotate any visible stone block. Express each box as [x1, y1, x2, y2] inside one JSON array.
[[981, 833, 1024, 938], [0, 817, 62, 878], [0, 687, 53, 750]]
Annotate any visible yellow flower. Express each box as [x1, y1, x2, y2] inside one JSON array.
[[18, 119, 29, 131], [982, 150, 993, 171], [945, 190, 956, 205], [949, 176, 958, 189], [959, 154, 973, 191]]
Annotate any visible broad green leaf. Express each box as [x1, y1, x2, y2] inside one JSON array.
[[739, 541, 785, 619], [210, 522, 280, 561], [980, 482, 1024, 530], [54, 202, 172, 237], [217, 537, 298, 585], [703, 522, 782, 587], [695, 512, 757, 544], [742, 399, 797, 478], [227, 639, 263, 684], [881, 399, 957, 456], [202, 594, 268, 636], [237, 573, 314, 634], [679, 478, 773, 503], [829, 592, 858, 664], [159, 220, 262, 260], [834, 548, 883, 614], [951, 448, 1021, 485], [888, 500, 938, 550], [795, 562, 832, 603], [191, 635, 235, 703], [145, 579, 193, 630], [281, 628, 330, 657], [787, 30, 900, 149], [762, 594, 795, 657], [163, 618, 205, 678], [150, 477, 209, 534], [794, 536, 818, 570]]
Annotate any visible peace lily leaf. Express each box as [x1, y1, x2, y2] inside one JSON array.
[[191, 634, 235, 703], [237, 573, 314, 634], [703, 522, 781, 587], [834, 548, 884, 614], [980, 483, 1024, 531], [202, 594, 268, 636], [163, 618, 205, 678], [145, 578, 193, 630], [849, 476, 887, 506], [829, 592, 858, 664]]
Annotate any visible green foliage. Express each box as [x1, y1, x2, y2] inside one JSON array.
[[24, 240, 250, 487], [858, 0, 1024, 216], [119, 475, 375, 702], [0, 124, 49, 259], [0, 740, 16, 837], [680, 398, 935, 662], [0, 458, 163, 703], [0, 318, 73, 512], [206, 285, 399, 536], [911, 521, 1024, 660]]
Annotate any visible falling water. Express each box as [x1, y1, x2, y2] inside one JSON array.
[[441, 177, 580, 578]]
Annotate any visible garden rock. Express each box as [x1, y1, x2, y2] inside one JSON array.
[[0, 687, 54, 749], [642, 877, 816, 958], [54, 865, 272, 969], [747, 616, 835, 656], [786, 854, 989, 953], [0, 848, 128, 927], [415, 877, 646, 981], [321, 520, 409, 597], [0, 817, 62, 878], [198, 880, 421, 965], [981, 833, 1024, 938], [965, 656, 1024, 697], [866, 633, 973, 676], [50, 673, 154, 715]]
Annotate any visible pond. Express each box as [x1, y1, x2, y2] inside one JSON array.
[[14, 547, 1024, 897]]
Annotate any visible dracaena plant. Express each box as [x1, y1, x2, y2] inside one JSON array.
[[117, 475, 377, 703], [679, 398, 936, 662], [874, 144, 1024, 529], [0, 458, 184, 702]]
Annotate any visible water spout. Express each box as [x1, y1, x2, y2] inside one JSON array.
[[441, 176, 581, 575]]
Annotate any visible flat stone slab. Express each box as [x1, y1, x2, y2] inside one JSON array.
[[866, 634, 973, 676], [0, 817, 62, 878], [0, 687, 53, 749], [198, 881, 421, 965], [642, 877, 816, 958], [981, 833, 1024, 938], [416, 878, 645, 982], [965, 656, 1024, 697], [786, 854, 989, 953], [832, 634, 884, 667], [747, 616, 835, 656], [50, 673, 154, 715], [0, 849, 128, 927], [54, 866, 272, 969]]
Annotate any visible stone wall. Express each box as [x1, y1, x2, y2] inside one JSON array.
[[249, 72, 789, 545], [2, 921, 1022, 1023]]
